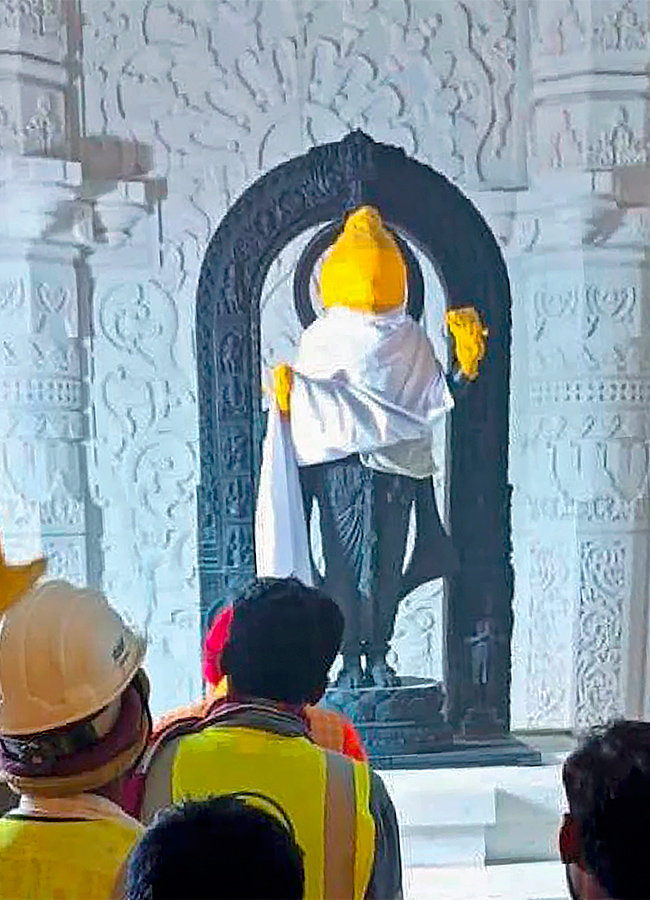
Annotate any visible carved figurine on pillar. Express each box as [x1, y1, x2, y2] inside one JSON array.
[[462, 612, 506, 737]]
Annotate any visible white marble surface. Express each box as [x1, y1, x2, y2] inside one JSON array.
[[386, 761, 568, 900], [405, 861, 566, 900], [383, 761, 566, 869]]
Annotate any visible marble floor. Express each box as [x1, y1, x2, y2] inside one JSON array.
[[383, 734, 574, 900], [405, 861, 566, 900]]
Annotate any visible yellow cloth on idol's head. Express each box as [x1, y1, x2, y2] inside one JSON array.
[[319, 206, 406, 314], [445, 307, 488, 381]]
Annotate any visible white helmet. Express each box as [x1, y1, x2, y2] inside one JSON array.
[[0, 580, 146, 736]]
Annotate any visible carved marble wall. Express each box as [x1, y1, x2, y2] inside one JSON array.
[[79, 0, 525, 714], [0, 0, 176, 711], [507, 0, 650, 729]]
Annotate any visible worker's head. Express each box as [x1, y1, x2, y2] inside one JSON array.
[[124, 795, 305, 900], [0, 548, 150, 797], [221, 577, 344, 706], [560, 720, 650, 899], [319, 205, 406, 314]]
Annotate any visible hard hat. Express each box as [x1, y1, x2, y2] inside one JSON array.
[[319, 205, 406, 314], [0, 580, 146, 736]]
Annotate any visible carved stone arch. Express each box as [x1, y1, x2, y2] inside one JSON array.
[[196, 131, 513, 729]]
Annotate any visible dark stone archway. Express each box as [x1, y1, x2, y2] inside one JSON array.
[[196, 131, 515, 734]]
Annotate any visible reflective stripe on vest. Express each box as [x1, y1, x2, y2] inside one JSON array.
[[0, 814, 142, 900], [323, 747, 356, 899], [171, 725, 375, 900]]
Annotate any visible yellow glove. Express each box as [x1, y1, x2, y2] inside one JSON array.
[[446, 307, 488, 381], [272, 362, 293, 415]]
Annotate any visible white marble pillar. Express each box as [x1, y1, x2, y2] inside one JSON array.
[[509, 0, 650, 730], [0, 0, 96, 577]]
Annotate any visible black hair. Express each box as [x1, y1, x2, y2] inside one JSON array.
[[563, 719, 650, 899], [123, 795, 305, 900], [221, 577, 344, 705]]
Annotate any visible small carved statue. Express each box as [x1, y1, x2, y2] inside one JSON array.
[[465, 617, 503, 710]]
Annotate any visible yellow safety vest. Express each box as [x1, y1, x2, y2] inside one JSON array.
[[0, 814, 141, 900], [172, 725, 375, 900]]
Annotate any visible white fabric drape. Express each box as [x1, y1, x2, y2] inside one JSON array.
[[255, 405, 313, 586], [255, 307, 453, 582]]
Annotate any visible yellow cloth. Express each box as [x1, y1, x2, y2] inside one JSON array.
[[0, 815, 141, 899], [320, 206, 406, 314], [446, 307, 488, 381], [171, 725, 374, 900], [272, 362, 293, 415]]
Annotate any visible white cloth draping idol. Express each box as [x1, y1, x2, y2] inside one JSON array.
[[255, 307, 454, 583]]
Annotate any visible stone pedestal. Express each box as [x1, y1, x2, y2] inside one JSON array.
[[323, 676, 539, 768], [323, 678, 454, 760]]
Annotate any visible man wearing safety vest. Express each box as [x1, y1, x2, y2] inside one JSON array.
[[0, 541, 151, 899], [139, 577, 402, 900], [147, 602, 368, 763]]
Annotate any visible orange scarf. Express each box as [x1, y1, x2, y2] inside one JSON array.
[[151, 678, 366, 762]]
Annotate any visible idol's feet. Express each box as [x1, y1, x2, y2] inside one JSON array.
[[335, 658, 365, 690], [367, 659, 401, 688]]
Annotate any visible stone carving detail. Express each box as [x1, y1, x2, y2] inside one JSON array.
[[0, 101, 20, 152], [549, 106, 650, 170], [0, 0, 64, 39], [575, 540, 626, 728], [88, 266, 199, 712], [81, 0, 525, 236], [524, 542, 574, 728], [36, 282, 71, 331], [23, 94, 63, 156], [593, 1, 650, 52], [0, 279, 25, 312], [40, 536, 85, 584], [530, 280, 646, 377], [535, 0, 650, 56]]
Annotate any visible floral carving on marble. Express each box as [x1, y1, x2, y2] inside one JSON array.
[[523, 541, 574, 727], [575, 540, 626, 728], [0, 279, 25, 312]]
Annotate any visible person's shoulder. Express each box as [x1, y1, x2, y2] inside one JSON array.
[[151, 698, 210, 742]]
